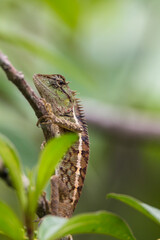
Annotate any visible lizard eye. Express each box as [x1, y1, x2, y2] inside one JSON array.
[[58, 80, 65, 86]]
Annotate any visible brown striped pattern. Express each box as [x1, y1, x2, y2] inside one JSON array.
[[56, 100, 89, 217]]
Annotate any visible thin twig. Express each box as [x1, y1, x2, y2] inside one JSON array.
[[0, 51, 55, 141]]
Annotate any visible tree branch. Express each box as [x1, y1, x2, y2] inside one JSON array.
[[0, 51, 55, 141], [84, 101, 160, 141]]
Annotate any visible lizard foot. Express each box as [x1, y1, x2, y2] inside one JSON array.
[[36, 114, 53, 127]]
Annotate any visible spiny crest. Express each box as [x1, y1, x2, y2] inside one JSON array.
[[75, 99, 88, 134], [71, 90, 77, 96]]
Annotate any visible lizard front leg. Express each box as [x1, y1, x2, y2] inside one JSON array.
[[53, 114, 83, 133], [38, 99, 83, 133]]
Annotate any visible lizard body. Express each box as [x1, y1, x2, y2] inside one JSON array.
[[33, 74, 89, 218]]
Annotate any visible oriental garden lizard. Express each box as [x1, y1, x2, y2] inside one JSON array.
[[33, 74, 89, 239]]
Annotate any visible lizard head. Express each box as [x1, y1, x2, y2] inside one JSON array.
[[33, 74, 76, 116]]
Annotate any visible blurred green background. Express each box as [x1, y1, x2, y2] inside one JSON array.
[[1, 0, 160, 239]]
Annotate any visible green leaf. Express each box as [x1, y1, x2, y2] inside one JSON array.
[[38, 211, 136, 240], [29, 133, 78, 215], [108, 193, 160, 225], [0, 201, 24, 240], [0, 134, 26, 209], [36, 132, 78, 196]]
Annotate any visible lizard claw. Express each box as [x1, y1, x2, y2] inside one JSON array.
[[36, 115, 52, 127]]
